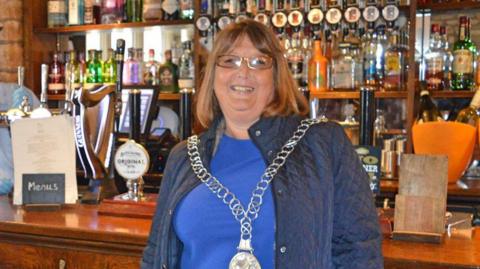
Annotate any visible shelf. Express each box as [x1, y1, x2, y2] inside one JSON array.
[[48, 92, 181, 101], [311, 90, 408, 99], [430, 90, 475, 99], [418, 0, 480, 11], [35, 20, 193, 34]]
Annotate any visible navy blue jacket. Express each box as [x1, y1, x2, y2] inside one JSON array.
[[141, 115, 383, 269]]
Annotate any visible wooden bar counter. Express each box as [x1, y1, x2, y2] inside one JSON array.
[[1, 195, 480, 268]]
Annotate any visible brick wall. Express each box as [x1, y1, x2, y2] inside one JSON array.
[[431, 10, 480, 49], [0, 0, 23, 83]]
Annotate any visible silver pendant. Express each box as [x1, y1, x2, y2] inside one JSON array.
[[229, 251, 261, 269], [229, 238, 261, 269]]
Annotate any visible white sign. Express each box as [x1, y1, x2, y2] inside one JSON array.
[[114, 140, 150, 180]]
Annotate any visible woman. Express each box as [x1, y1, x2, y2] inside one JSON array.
[[142, 20, 383, 269]]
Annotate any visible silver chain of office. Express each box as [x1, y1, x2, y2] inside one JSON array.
[[187, 118, 322, 241]]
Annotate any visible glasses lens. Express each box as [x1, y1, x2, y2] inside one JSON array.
[[249, 56, 273, 69], [217, 55, 241, 68]]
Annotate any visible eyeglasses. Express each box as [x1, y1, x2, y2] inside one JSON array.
[[216, 55, 273, 70]]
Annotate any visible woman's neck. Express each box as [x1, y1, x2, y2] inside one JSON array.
[[224, 118, 258, 139]]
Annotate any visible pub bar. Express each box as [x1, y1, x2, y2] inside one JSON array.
[[1, 0, 480, 268]]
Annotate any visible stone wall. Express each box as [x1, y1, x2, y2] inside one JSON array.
[[0, 0, 23, 83], [431, 10, 480, 49]]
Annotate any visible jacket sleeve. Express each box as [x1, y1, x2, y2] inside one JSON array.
[[330, 125, 384, 268], [141, 142, 186, 269]]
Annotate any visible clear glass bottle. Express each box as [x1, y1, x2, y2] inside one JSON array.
[[384, 30, 407, 91], [65, 50, 81, 89], [130, 49, 140, 84], [331, 43, 355, 90], [440, 26, 452, 90], [350, 44, 363, 88], [374, 26, 388, 88], [103, 48, 117, 84], [159, 49, 180, 92], [48, 51, 65, 95], [144, 49, 160, 85], [452, 16, 477, 91], [123, 48, 134, 85], [362, 27, 377, 86], [286, 33, 304, 86], [425, 24, 444, 91], [143, 0, 162, 21], [47, 0, 67, 27], [136, 48, 144, 84], [178, 41, 194, 89], [455, 88, 480, 127]]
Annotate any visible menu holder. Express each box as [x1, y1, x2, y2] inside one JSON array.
[[10, 116, 78, 207], [393, 154, 448, 244]]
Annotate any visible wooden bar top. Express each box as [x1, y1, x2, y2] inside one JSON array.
[[1, 195, 480, 268]]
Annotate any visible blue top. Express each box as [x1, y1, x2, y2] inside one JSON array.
[[173, 134, 275, 269]]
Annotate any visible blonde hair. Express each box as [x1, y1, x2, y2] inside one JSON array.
[[195, 19, 309, 128]]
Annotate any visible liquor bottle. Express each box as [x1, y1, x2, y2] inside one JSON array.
[[123, 48, 134, 85], [130, 49, 140, 84], [103, 49, 117, 84], [178, 41, 194, 89], [101, 0, 124, 24], [308, 39, 328, 93], [30, 65, 53, 119], [68, 0, 85, 25], [286, 33, 304, 86], [78, 51, 87, 86], [416, 87, 443, 124], [363, 24, 377, 86], [84, 0, 94, 24], [144, 49, 160, 85], [374, 25, 388, 88], [48, 51, 65, 95], [452, 16, 476, 91], [350, 44, 363, 88], [65, 50, 81, 89], [179, 0, 194, 20], [143, 0, 162, 21], [136, 48, 144, 84], [440, 26, 452, 90], [455, 88, 480, 127], [86, 49, 102, 84], [384, 29, 407, 90], [425, 24, 444, 91], [159, 49, 180, 92], [93, 0, 102, 23], [47, 0, 67, 27], [331, 43, 355, 90], [126, 0, 143, 22], [162, 0, 179, 20]]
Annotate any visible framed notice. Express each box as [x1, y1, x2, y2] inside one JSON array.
[[11, 116, 77, 205]]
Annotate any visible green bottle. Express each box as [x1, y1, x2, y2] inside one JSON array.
[[86, 49, 103, 84], [126, 0, 143, 22], [452, 16, 477, 91], [159, 49, 179, 93], [103, 49, 117, 84]]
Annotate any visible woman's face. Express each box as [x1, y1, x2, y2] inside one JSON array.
[[213, 36, 275, 127]]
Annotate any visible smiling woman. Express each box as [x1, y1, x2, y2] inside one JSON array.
[[141, 20, 383, 269]]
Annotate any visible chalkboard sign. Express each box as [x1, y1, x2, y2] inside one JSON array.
[[355, 146, 381, 194], [22, 174, 65, 204]]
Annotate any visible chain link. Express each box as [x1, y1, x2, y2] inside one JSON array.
[[187, 118, 323, 240]]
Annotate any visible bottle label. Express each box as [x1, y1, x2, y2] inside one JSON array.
[[162, 0, 179, 15], [385, 55, 401, 75], [426, 57, 444, 75], [453, 49, 473, 74], [48, 1, 66, 13], [332, 62, 354, 89], [159, 67, 174, 86], [364, 58, 376, 82]]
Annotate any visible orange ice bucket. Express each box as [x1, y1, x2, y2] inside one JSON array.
[[412, 122, 476, 184]]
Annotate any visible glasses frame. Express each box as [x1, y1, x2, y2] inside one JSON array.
[[216, 55, 273, 70]]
